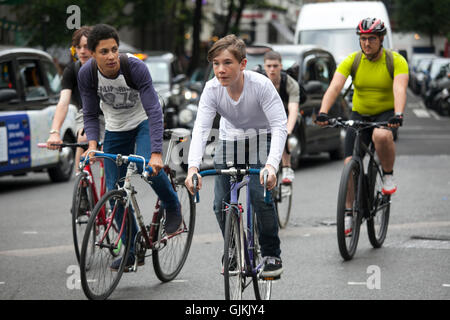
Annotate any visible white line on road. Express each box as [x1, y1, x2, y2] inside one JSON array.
[[348, 282, 367, 286], [0, 282, 5, 285], [22, 231, 38, 235], [428, 110, 442, 120], [412, 109, 431, 118], [442, 284, 450, 288]]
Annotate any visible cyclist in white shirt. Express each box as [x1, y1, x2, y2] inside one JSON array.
[[185, 34, 287, 277]]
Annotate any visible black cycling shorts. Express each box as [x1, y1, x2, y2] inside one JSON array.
[[344, 110, 397, 158]]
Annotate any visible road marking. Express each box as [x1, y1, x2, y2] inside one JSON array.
[[428, 110, 442, 120], [412, 109, 431, 118], [348, 282, 366, 286], [443, 284, 450, 288], [23, 231, 38, 235], [0, 245, 72, 257], [0, 282, 5, 285]]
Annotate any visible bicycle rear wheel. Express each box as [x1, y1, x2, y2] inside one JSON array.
[[367, 160, 390, 248], [273, 171, 292, 228], [224, 207, 244, 300], [337, 160, 362, 261], [152, 178, 196, 282], [251, 209, 272, 300], [80, 189, 132, 300], [72, 173, 94, 264]]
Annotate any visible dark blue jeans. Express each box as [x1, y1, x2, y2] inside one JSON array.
[[103, 119, 179, 255], [213, 136, 281, 258]]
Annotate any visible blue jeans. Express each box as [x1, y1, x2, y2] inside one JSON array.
[[213, 136, 281, 258], [103, 120, 179, 255]]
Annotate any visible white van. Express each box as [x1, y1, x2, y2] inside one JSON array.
[[294, 1, 393, 64]]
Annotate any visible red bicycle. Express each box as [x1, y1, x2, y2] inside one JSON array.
[[38, 142, 106, 263]]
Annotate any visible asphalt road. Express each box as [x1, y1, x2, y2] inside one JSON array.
[[0, 89, 449, 301]]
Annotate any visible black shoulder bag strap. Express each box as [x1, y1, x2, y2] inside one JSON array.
[[90, 53, 138, 91]]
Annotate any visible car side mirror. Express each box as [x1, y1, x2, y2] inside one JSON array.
[[304, 81, 323, 95], [172, 74, 187, 84], [0, 88, 19, 103]]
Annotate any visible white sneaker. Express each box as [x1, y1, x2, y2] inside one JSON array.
[[382, 174, 397, 195], [344, 212, 353, 236], [281, 167, 295, 184]]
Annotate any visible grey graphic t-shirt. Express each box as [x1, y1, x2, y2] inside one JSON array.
[[78, 54, 163, 153]]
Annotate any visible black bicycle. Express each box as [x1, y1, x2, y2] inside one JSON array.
[[326, 118, 391, 261]]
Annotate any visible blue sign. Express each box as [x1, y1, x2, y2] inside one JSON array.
[[0, 114, 31, 173]]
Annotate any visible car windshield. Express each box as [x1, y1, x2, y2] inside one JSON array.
[[298, 29, 391, 63], [246, 53, 266, 71], [145, 60, 169, 84]]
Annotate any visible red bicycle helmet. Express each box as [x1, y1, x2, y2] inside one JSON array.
[[356, 18, 387, 36]]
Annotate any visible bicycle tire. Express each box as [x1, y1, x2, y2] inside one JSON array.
[[366, 159, 390, 248], [251, 209, 272, 300], [336, 160, 362, 261], [224, 207, 244, 300], [71, 173, 94, 264], [274, 171, 292, 228], [79, 189, 132, 300], [152, 179, 196, 282]]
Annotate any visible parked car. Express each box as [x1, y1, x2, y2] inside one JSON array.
[[140, 52, 191, 129], [421, 57, 450, 99], [0, 46, 78, 182], [408, 53, 437, 93], [424, 63, 450, 115], [412, 56, 437, 95], [185, 44, 348, 169]]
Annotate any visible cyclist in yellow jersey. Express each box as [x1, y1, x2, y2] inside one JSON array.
[[316, 18, 409, 195]]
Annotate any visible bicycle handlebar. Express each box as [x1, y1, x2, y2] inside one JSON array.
[[37, 142, 103, 150], [192, 168, 270, 204], [81, 151, 153, 176], [325, 118, 389, 129]]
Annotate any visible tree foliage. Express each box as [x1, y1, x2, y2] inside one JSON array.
[[393, 0, 450, 45]]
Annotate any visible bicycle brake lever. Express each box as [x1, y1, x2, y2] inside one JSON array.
[[192, 173, 199, 203]]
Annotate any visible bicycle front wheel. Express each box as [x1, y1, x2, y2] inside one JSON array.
[[79, 189, 132, 300], [72, 172, 95, 264], [273, 171, 292, 228], [224, 207, 244, 300], [252, 209, 272, 300], [336, 160, 362, 261], [152, 179, 196, 282], [367, 160, 390, 248]]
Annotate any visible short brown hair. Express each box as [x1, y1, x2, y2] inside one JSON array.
[[71, 26, 92, 47], [264, 51, 282, 62], [207, 34, 246, 63]]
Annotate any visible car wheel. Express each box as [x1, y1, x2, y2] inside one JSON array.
[[48, 137, 75, 182]]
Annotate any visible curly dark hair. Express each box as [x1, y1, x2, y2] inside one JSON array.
[[87, 24, 120, 52]]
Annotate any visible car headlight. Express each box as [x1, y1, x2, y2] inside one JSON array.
[[179, 108, 194, 125], [184, 90, 199, 101]]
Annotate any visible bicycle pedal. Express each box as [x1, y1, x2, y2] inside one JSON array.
[[260, 275, 280, 281]]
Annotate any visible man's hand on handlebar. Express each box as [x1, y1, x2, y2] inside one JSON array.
[[260, 164, 277, 191], [185, 167, 201, 195], [315, 112, 330, 127]]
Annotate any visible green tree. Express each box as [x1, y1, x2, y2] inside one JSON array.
[[394, 0, 450, 46], [12, 0, 127, 47]]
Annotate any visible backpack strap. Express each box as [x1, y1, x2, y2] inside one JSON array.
[[350, 51, 363, 80], [73, 60, 82, 77], [119, 53, 138, 90], [384, 49, 394, 79], [279, 71, 289, 106], [89, 53, 138, 91]]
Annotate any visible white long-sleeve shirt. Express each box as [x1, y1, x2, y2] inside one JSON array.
[[188, 70, 287, 171]]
